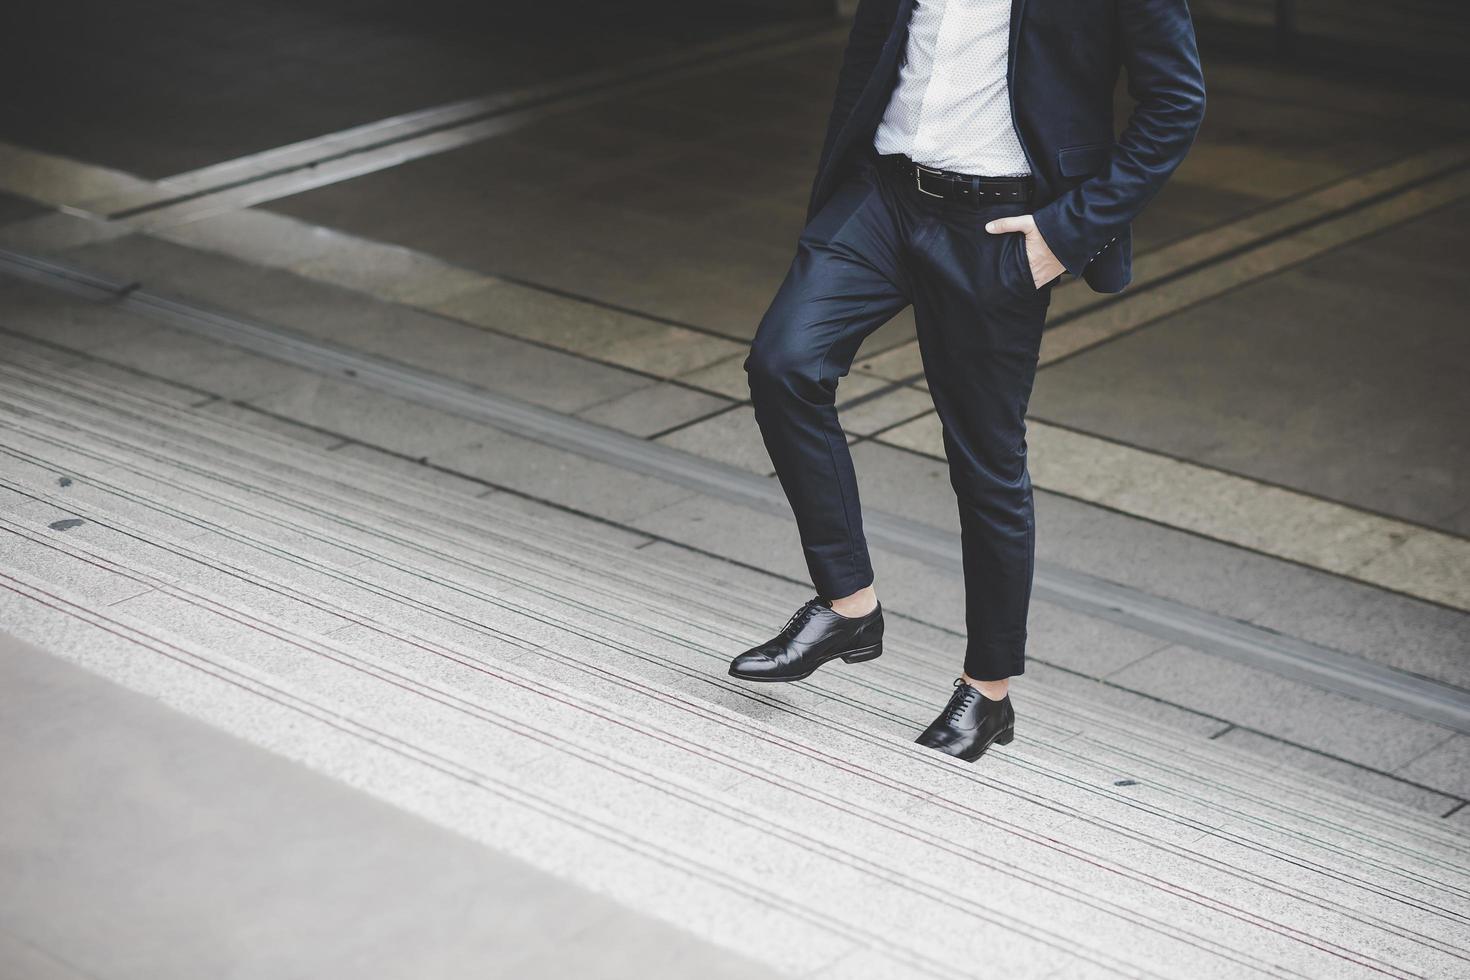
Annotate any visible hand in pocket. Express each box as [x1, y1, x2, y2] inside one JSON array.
[[985, 214, 1064, 289]]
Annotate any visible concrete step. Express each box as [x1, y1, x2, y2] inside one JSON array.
[[5, 450, 1466, 980], [0, 348, 1462, 855], [2, 353, 1469, 975]]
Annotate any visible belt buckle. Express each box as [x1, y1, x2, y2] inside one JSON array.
[[914, 163, 945, 198]]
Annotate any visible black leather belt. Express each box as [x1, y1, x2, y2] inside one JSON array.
[[884, 154, 1033, 206]]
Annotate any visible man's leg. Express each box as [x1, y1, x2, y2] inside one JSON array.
[[728, 158, 909, 684], [907, 203, 1052, 758], [913, 213, 1049, 681], [745, 161, 910, 604]]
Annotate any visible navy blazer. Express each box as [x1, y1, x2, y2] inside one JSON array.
[[807, 0, 1206, 293]]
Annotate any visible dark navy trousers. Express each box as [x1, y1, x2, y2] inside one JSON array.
[[745, 150, 1054, 681]]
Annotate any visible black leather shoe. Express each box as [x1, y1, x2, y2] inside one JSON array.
[[915, 679, 1015, 762], [728, 597, 883, 682]]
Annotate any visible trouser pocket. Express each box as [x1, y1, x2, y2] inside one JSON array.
[[999, 230, 1047, 303]]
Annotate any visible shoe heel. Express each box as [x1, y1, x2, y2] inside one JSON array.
[[994, 727, 1015, 746], [841, 643, 882, 664]]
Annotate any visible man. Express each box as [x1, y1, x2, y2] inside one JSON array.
[[728, 0, 1205, 761]]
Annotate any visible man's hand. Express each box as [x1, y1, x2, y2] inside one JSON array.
[[985, 214, 1065, 289]]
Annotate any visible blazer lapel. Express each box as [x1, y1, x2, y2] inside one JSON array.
[[1008, 0, 1029, 88], [878, 0, 917, 82], [829, 0, 916, 159]]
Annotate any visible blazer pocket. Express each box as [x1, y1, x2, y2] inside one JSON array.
[[1057, 142, 1110, 178]]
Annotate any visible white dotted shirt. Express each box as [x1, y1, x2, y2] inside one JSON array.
[[873, 0, 1031, 176]]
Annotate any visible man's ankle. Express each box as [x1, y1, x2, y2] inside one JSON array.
[[962, 674, 1009, 701], [829, 586, 878, 618]]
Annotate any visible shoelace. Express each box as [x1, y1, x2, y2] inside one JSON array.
[[943, 677, 980, 725], [776, 597, 825, 639]]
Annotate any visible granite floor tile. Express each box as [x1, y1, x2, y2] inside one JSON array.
[[1031, 492, 1470, 686], [52, 233, 653, 415], [429, 277, 746, 378], [1394, 734, 1470, 801], [1019, 421, 1470, 611], [473, 490, 656, 551], [654, 405, 772, 475], [630, 490, 810, 587], [10, 481, 216, 554], [1016, 660, 1230, 740], [1023, 600, 1174, 679], [196, 400, 353, 450], [1353, 530, 1470, 614], [832, 369, 901, 406], [1, 332, 213, 405], [337, 312, 651, 415], [853, 335, 924, 382], [84, 326, 321, 404], [631, 539, 809, 608], [573, 381, 732, 438], [40, 353, 214, 408], [244, 376, 503, 457], [0, 484, 46, 518], [839, 384, 934, 437], [0, 210, 114, 255], [431, 431, 696, 525], [1109, 645, 1455, 773], [0, 532, 155, 608], [864, 547, 971, 639], [874, 409, 943, 458], [326, 443, 496, 497], [674, 353, 753, 400], [0, 278, 160, 353], [152, 209, 346, 270], [290, 241, 492, 307], [1214, 727, 1462, 816], [848, 439, 962, 534]]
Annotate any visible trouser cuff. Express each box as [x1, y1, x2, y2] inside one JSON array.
[[809, 561, 874, 602], [964, 633, 1026, 682]]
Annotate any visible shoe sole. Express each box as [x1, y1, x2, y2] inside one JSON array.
[[958, 726, 1015, 763], [916, 724, 1015, 762], [727, 642, 882, 683]]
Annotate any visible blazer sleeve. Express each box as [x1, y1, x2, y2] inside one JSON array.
[[1032, 0, 1207, 278], [808, 0, 897, 220]]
